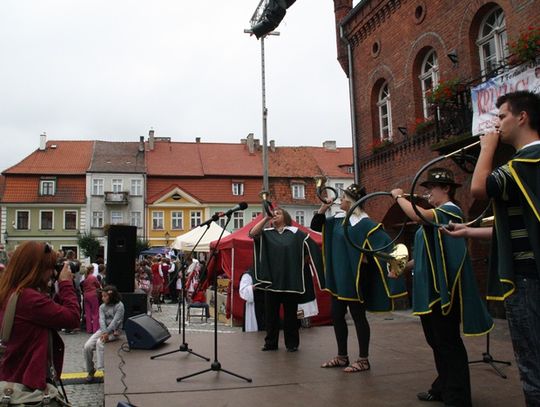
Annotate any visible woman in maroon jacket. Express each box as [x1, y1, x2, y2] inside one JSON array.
[[0, 241, 80, 391]]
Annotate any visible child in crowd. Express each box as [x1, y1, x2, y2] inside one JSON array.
[[83, 285, 124, 382]]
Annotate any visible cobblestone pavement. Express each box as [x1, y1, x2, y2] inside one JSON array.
[[60, 302, 237, 407]]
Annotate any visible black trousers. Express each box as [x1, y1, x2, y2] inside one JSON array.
[[264, 291, 299, 349], [331, 296, 370, 358], [420, 302, 472, 407]]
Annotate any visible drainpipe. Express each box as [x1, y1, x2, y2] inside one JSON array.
[[340, 24, 359, 184]]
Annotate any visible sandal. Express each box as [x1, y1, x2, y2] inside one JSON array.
[[321, 355, 349, 368], [343, 358, 370, 373]]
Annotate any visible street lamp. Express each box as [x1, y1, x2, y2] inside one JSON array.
[[245, 2, 281, 192]]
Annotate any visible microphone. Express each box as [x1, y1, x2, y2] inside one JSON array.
[[224, 202, 248, 216], [197, 202, 248, 227]]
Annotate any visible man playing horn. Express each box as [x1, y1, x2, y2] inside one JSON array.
[[391, 168, 493, 407]]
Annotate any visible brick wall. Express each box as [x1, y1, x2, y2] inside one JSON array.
[[334, 0, 539, 306]]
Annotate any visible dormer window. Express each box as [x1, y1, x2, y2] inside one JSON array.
[[292, 183, 305, 200], [232, 181, 244, 196], [40, 180, 56, 196]]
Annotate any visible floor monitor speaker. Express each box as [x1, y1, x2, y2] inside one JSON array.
[[124, 314, 171, 350]]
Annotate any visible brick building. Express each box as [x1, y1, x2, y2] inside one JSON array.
[[333, 0, 539, 307]]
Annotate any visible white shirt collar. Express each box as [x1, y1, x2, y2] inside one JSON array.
[[334, 211, 368, 226], [519, 140, 540, 151], [264, 226, 298, 234], [441, 201, 458, 208]]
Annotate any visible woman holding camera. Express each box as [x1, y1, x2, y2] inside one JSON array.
[[0, 241, 80, 394]]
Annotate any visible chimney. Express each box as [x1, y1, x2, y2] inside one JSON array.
[[323, 140, 337, 151], [246, 133, 255, 154], [269, 140, 276, 152], [39, 132, 47, 151], [195, 137, 201, 143], [148, 129, 155, 151], [138, 136, 145, 152]]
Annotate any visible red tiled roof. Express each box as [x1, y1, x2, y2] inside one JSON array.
[[3, 141, 94, 175], [1, 176, 86, 204], [146, 142, 263, 176], [305, 147, 354, 178]]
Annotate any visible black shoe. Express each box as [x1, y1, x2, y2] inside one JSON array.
[[261, 345, 278, 351], [417, 391, 443, 402], [286, 347, 298, 352]]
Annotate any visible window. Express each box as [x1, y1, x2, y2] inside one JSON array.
[[295, 211, 305, 226], [130, 179, 142, 196], [112, 179, 123, 193], [16, 211, 30, 230], [130, 211, 142, 228], [232, 182, 244, 196], [64, 211, 77, 230], [92, 211, 104, 228], [251, 211, 262, 220], [377, 82, 392, 140], [218, 217, 228, 229], [92, 179, 104, 195], [477, 7, 507, 77], [40, 180, 55, 196], [40, 211, 53, 230], [335, 183, 344, 192], [233, 212, 244, 229], [419, 49, 439, 118], [171, 211, 183, 230], [190, 211, 202, 229], [111, 211, 123, 225], [292, 183, 305, 199], [152, 211, 164, 230]]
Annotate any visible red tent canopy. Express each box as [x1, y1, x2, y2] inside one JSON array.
[[210, 214, 331, 326]]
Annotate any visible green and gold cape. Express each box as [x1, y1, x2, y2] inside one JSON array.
[[412, 204, 493, 336]]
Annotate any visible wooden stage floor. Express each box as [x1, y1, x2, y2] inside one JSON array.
[[104, 313, 524, 407]]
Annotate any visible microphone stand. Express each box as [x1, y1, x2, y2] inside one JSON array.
[[151, 223, 211, 362], [177, 213, 252, 383]]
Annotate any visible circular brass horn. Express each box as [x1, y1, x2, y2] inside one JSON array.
[[315, 176, 339, 204], [343, 191, 407, 254], [409, 138, 491, 228]]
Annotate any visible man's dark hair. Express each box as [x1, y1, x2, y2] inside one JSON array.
[[496, 91, 540, 132]]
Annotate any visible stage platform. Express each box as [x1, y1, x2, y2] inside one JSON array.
[[104, 313, 524, 407]]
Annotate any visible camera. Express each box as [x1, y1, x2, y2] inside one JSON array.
[[55, 260, 79, 274]]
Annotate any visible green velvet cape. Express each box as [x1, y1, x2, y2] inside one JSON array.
[[412, 204, 493, 336], [253, 228, 322, 301], [322, 216, 407, 311]]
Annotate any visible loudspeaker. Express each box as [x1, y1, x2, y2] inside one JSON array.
[[106, 225, 137, 292], [121, 292, 148, 322], [124, 314, 171, 350]]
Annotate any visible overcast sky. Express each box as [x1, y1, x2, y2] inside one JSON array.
[[0, 1, 352, 172]]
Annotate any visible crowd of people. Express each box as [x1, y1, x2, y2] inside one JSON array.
[[0, 90, 537, 406]]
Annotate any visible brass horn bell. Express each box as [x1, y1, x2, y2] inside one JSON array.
[[373, 243, 409, 277]]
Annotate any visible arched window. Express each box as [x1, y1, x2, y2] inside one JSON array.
[[377, 82, 392, 140], [419, 49, 439, 118], [477, 6, 507, 77]]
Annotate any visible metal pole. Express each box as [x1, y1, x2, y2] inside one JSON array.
[[260, 36, 269, 191]]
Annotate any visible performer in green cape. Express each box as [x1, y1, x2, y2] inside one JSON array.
[[249, 208, 322, 352], [464, 90, 540, 406], [311, 184, 407, 373], [392, 168, 493, 407]]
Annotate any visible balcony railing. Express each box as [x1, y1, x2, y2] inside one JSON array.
[[104, 191, 129, 205]]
